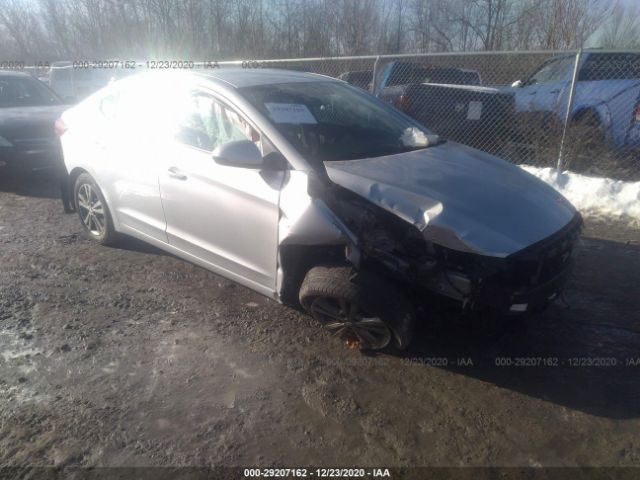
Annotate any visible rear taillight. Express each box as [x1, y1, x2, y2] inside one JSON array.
[[393, 94, 412, 112], [634, 104, 640, 123], [54, 118, 67, 137]]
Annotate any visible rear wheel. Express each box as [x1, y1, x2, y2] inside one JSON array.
[[299, 265, 415, 351], [74, 173, 117, 245]]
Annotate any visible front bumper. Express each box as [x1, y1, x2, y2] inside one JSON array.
[[427, 213, 581, 314], [474, 214, 581, 313], [473, 260, 573, 313]]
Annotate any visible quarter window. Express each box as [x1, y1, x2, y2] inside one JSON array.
[[579, 53, 640, 81]]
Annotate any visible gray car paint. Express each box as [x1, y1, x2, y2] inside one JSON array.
[[61, 69, 579, 306], [325, 141, 577, 257]]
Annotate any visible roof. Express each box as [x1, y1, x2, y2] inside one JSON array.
[[193, 68, 338, 88], [0, 70, 30, 78]]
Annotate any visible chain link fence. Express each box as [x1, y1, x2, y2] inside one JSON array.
[[35, 50, 640, 181], [212, 49, 640, 182]]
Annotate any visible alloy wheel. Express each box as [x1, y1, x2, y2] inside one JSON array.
[[76, 183, 106, 237], [309, 297, 392, 350]]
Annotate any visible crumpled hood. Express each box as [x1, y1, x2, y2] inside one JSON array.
[[324, 142, 577, 257]]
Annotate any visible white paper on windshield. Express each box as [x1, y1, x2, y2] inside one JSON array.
[[467, 101, 482, 120], [265, 103, 317, 124]]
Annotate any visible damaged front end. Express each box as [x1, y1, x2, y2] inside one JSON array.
[[423, 213, 582, 314], [275, 145, 581, 352], [278, 161, 581, 320], [306, 173, 581, 316]]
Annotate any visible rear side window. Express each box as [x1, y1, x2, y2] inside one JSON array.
[[419, 68, 480, 85], [387, 65, 423, 86], [97, 79, 171, 138], [385, 64, 480, 86], [0, 76, 61, 107], [580, 53, 640, 81]]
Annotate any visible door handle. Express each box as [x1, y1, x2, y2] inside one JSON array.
[[549, 89, 560, 94], [168, 167, 187, 180]]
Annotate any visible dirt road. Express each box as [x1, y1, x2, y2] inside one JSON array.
[[1, 171, 640, 468]]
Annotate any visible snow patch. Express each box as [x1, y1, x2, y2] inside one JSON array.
[[521, 166, 640, 221]]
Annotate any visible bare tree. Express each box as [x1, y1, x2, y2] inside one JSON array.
[[599, 2, 640, 49], [533, 0, 611, 49], [0, 0, 636, 62]]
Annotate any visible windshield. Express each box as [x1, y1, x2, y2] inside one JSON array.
[[0, 76, 61, 108], [240, 81, 437, 162]]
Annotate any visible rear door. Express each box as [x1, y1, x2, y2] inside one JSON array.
[[158, 90, 284, 293], [94, 80, 169, 243]]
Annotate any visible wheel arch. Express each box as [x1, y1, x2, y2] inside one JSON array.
[[277, 244, 349, 307], [66, 167, 88, 209], [572, 104, 611, 132], [69, 167, 121, 232]]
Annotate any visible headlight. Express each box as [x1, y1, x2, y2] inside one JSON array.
[[0, 136, 13, 147]]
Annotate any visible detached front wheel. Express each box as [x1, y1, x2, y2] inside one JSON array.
[[299, 266, 415, 351]]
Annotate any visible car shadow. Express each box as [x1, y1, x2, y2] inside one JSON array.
[[1, 169, 167, 257], [112, 235, 166, 256], [399, 235, 640, 420], [108, 221, 640, 420]]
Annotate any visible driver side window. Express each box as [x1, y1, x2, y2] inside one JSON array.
[[176, 93, 261, 153], [526, 59, 558, 86], [526, 56, 574, 86]]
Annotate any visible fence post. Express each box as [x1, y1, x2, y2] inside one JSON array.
[[556, 49, 583, 173], [371, 56, 381, 95]]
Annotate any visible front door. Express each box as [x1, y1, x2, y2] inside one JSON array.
[[159, 91, 284, 293]]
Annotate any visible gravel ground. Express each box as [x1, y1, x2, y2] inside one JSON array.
[[1, 170, 640, 469]]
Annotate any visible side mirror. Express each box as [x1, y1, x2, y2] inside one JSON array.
[[511, 79, 523, 88], [213, 140, 263, 169]]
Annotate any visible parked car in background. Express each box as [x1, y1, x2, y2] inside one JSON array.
[[510, 51, 640, 166], [22, 65, 52, 85], [0, 71, 66, 172], [338, 70, 373, 90], [58, 69, 581, 351], [373, 61, 481, 95], [49, 61, 131, 103], [375, 61, 513, 153]]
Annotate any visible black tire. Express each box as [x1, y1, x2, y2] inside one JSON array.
[[299, 265, 415, 351], [73, 173, 118, 245]]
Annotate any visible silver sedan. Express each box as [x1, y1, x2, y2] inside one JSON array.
[[58, 69, 581, 351]]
